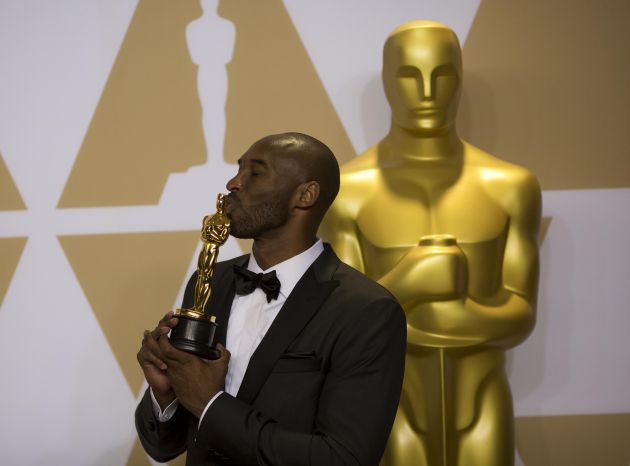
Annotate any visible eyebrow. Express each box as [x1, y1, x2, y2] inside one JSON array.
[[250, 158, 269, 168], [236, 157, 269, 168]]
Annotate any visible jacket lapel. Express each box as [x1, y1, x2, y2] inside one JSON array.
[[204, 255, 248, 346], [236, 245, 340, 404]]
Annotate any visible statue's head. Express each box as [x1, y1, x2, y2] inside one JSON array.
[[383, 21, 462, 134], [200, 0, 219, 13]]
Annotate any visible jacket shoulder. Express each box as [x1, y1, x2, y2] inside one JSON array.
[[333, 261, 401, 308]]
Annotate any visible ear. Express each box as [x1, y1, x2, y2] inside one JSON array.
[[294, 181, 320, 209]]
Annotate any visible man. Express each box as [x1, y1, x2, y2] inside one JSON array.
[[135, 132, 406, 465]]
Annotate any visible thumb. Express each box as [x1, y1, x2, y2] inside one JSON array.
[[216, 344, 231, 363]]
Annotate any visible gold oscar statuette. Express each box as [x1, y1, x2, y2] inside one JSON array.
[[169, 193, 231, 360]]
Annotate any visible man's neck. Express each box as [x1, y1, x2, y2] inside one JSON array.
[[251, 234, 318, 271]]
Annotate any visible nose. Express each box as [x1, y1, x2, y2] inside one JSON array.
[[226, 172, 243, 192], [421, 72, 434, 101]]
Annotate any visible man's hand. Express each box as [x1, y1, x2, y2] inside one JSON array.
[[137, 311, 179, 408], [157, 337, 231, 419]]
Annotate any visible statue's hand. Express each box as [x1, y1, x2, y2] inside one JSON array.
[[202, 213, 231, 244], [205, 224, 230, 244], [380, 243, 467, 305]]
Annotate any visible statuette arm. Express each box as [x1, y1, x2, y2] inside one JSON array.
[[403, 173, 541, 348]]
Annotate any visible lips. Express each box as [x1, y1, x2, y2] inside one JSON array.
[[411, 108, 438, 116], [225, 193, 240, 214]]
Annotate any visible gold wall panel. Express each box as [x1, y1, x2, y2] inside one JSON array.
[[218, 0, 356, 164], [58, 0, 206, 207], [58, 231, 199, 395], [126, 439, 152, 466], [168, 452, 187, 466], [0, 237, 27, 308], [539, 217, 552, 244], [0, 154, 26, 210], [459, 0, 630, 189], [126, 438, 186, 466], [516, 413, 630, 466]]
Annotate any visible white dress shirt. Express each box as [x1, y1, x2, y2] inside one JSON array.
[[151, 239, 324, 424]]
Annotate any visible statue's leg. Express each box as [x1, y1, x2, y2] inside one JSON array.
[[454, 355, 514, 466], [381, 402, 428, 466], [382, 349, 443, 466]]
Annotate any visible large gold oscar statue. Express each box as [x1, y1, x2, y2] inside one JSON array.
[[319, 21, 541, 466]]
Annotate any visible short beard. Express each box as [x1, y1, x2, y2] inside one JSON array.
[[229, 199, 290, 239]]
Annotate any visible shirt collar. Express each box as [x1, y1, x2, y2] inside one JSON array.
[[246, 239, 324, 299]]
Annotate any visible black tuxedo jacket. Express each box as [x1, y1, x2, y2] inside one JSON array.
[[136, 244, 406, 465]]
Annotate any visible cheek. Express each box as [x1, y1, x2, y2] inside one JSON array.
[[396, 77, 422, 105], [435, 75, 460, 109]]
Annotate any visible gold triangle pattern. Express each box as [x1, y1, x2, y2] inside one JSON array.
[[0, 237, 27, 309], [58, 0, 206, 207], [125, 438, 186, 466], [459, 0, 630, 189], [539, 216, 552, 244], [58, 231, 199, 395], [0, 154, 26, 210], [516, 413, 630, 465], [219, 0, 356, 164], [125, 438, 153, 466]]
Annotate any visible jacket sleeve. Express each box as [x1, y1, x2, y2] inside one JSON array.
[[134, 273, 199, 462], [135, 388, 190, 463], [195, 297, 407, 465]]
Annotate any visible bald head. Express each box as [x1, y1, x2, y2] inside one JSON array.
[[255, 132, 340, 215], [226, 132, 340, 242]]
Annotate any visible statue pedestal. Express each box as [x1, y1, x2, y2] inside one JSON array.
[[170, 312, 220, 360]]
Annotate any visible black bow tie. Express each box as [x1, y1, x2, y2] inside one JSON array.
[[233, 264, 281, 303]]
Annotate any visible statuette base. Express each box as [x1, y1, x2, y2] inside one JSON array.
[[169, 312, 220, 360]]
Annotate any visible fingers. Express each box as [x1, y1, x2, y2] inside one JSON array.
[[157, 332, 191, 364], [150, 311, 179, 339], [216, 344, 231, 364], [206, 344, 230, 378], [159, 311, 178, 327], [138, 330, 167, 370], [145, 330, 165, 360], [138, 347, 168, 371]]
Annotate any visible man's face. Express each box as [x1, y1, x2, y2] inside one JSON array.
[[383, 27, 462, 133], [224, 141, 299, 239]]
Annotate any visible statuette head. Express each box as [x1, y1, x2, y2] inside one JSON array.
[[383, 21, 463, 134]]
